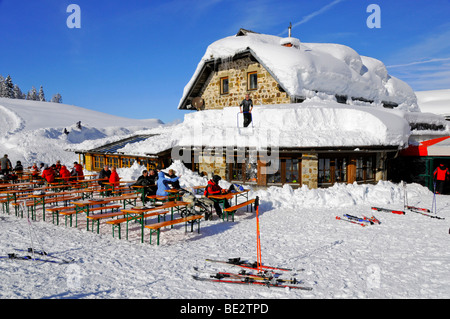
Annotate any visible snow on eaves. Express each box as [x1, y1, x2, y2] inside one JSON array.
[[174, 100, 410, 149]]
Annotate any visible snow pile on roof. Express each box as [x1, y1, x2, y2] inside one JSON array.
[[416, 89, 450, 117], [175, 100, 410, 149], [179, 32, 419, 111]]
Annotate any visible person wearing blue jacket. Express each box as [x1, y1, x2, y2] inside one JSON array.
[[156, 170, 181, 196]]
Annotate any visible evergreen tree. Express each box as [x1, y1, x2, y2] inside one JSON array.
[[51, 93, 62, 103], [13, 85, 24, 99], [38, 85, 45, 101], [0, 75, 4, 97], [3, 75, 14, 98], [27, 86, 38, 101]]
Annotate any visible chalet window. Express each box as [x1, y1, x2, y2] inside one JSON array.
[[318, 158, 332, 186], [285, 159, 300, 183], [229, 160, 257, 183], [319, 157, 348, 187], [220, 77, 229, 95], [334, 158, 347, 183], [266, 158, 281, 184], [356, 156, 375, 183], [247, 72, 257, 90], [93, 155, 104, 170], [107, 156, 119, 168], [121, 157, 135, 168], [230, 162, 243, 181]]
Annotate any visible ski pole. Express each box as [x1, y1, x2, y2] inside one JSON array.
[[255, 196, 262, 272]]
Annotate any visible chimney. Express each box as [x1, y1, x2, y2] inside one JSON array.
[[282, 22, 294, 47]]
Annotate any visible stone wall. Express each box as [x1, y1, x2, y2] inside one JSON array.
[[301, 153, 318, 189], [200, 57, 290, 109]]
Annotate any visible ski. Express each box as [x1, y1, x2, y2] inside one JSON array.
[[343, 214, 374, 225], [406, 205, 431, 213], [193, 267, 302, 284], [362, 214, 381, 224], [407, 208, 445, 220], [0, 253, 70, 264], [371, 207, 405, 215], [192, 275, 313, 290], [14, 248, 75, 264], [205, 258, 299, 273], [336, 216, 366, 227]]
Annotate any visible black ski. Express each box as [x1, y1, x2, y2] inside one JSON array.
[[371, 207, 405, 215], [407, 208, 445, 220], [14, 248, 75, 263], [192, 274, 313, 290], [1, 253, 69, 264], [205, 257, 301, 273], [194, 267, 302, 284]]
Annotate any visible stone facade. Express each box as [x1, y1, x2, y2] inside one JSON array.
[[301, 153, 318, 189], [199, 57, 290, 110]]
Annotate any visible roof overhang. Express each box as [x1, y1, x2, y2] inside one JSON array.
[[400, 136, 450, 157]]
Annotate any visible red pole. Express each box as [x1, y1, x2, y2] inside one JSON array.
[[255, 196, 262, 272]]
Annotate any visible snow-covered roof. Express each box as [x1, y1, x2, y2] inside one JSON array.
[[175, 100, 411, 149], [416, 89, 450, 118], [178, 32, 419, 111]]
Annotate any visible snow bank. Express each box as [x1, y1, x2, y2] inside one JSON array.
[[179, 33, 419, 111]]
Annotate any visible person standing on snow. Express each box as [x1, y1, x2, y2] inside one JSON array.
[[0, 154, 12, 176], [433, 163, 450, 194], [239, 94, 253, 127]]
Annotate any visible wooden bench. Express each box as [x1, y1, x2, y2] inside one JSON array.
[[11, 200, 35, 219], [145, 215, 203, 245], [146, 194, 169, 204], [223, 199, 256, 222], [61, 204, 122, 228], [104, 194, 138, 208], [107, 210, 169, 241], [47, 205, 76, 225], [86, 211, 129, 234]]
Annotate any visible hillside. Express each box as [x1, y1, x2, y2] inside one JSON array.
[[0, 98, 164, 167]]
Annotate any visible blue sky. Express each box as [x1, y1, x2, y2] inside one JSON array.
[[1, 0, 449, 124]]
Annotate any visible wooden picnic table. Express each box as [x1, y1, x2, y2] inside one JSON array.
[[207, 189, 250, 220], [118, 206, 171, 242], [72, 198, 120, 230]]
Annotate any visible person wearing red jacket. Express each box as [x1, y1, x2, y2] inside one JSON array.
[[41, 164, 55, 183], [59, 165, 71, 182], [204, 175, 230, 219], [109, 166, 120, 188], [72, 162, 84, 180], [433, 163, 450, 194]]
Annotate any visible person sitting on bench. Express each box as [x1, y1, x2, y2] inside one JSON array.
[[203, 175, 234, 219]]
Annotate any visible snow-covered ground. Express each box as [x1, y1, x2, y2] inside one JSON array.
[[0, 96, 449, 301], [1, 160, 449, 300]]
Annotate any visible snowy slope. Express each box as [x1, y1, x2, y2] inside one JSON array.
[[0, 98, 164, 166]]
